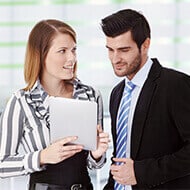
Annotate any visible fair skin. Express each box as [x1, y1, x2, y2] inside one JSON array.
[[41, 33, 76, 98], [106, 31, 150, 185], [106, 31, 150, 80], [40, 33, 109, 165]]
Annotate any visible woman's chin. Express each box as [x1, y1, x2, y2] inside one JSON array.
[[62, 74, 74, 80]]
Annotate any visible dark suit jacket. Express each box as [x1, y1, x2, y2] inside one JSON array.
[[104, 58, 190, 189]]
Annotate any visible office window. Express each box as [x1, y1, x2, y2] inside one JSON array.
[[0, 0, 190, 189]]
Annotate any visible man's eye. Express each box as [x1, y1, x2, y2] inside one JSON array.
[[108, 48, 113, 52], [121, 49, 129, 52]]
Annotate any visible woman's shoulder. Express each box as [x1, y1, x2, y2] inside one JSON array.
[[73, 78, 102, 100], [2, 89, 26, 111], [13, 88, 26, 99]]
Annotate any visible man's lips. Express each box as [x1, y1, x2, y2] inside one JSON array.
[[114, 63, 125, 70]]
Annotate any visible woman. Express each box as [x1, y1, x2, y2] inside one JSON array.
[[0, 19, 109, 190]]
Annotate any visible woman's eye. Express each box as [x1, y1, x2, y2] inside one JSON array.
[[72, 47, 77, 53], [59, 49, 66, 53]]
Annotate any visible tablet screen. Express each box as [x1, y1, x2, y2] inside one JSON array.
[[49, 97, 97, 150]]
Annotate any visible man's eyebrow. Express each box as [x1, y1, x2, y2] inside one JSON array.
[[118, 46, 131, 50], [105, 45, 131, 50]]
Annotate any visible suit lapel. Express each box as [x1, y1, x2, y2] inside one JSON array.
[[110, 80, 125, 149], [131, 58, 162, 159]]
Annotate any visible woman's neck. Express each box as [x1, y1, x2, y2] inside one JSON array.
[[41, 79, 73, 98]]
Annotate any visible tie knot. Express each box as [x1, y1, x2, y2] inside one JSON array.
[[124, 81, 136, 93]]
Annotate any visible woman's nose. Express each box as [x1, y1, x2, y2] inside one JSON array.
[[66, 51, 76, 65]]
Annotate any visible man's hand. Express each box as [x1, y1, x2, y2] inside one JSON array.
[[110, 157, 137, 185]]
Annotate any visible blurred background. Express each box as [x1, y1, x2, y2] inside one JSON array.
[[0, 0, 190, 189]]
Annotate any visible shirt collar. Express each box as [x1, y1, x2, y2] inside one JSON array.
[[125, 57, 153, 88]]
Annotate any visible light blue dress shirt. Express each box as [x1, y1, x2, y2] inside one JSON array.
[[117, 58, 153, 190]]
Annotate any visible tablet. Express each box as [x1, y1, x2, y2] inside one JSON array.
[[49, 96, 97, 150]]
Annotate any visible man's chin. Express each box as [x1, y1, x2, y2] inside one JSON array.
[[114, 71, 126, 77]]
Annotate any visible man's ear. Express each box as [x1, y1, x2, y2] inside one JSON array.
[[141, 38, 150, 53]]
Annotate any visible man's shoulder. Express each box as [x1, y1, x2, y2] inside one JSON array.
[[160, 65, 190, 83], [150, 58, 190, 80], [111, 79, 125, 94]]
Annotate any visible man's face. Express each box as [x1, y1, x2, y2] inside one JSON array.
[[106, 31, 147, 80]]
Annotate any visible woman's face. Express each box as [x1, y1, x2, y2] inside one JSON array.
[[42, 33, 77, 82]]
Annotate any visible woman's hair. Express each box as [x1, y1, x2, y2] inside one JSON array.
[[101, 9, 151, 49], [24, 19, 77, 90]]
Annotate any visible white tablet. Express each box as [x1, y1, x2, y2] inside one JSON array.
[[49, 97, 97, 150]]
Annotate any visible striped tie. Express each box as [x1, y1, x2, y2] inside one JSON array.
[[114, 81, 136, 190]]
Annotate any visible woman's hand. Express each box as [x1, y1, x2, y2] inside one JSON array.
[[40, 136, 83, 165], [91, 125, 110, 160]]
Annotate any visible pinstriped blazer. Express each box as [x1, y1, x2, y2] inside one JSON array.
[[0, 78, 105, 178]]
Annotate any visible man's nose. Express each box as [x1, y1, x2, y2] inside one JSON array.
[[112, 52, 121, 64]]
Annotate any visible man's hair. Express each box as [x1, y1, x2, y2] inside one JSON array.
[[101, 9, 151, 49]]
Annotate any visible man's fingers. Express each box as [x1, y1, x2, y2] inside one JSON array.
[[113, 157, 127, 163]]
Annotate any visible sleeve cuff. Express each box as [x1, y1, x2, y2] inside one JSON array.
[[23, 150, 44, 173], [87, 152, 106, 169]]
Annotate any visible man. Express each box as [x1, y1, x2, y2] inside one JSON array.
[[101, 9, 190, 189]]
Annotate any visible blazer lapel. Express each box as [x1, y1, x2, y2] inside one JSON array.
[[131, 58, 162, 159], [110, 80, 125, 148]]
